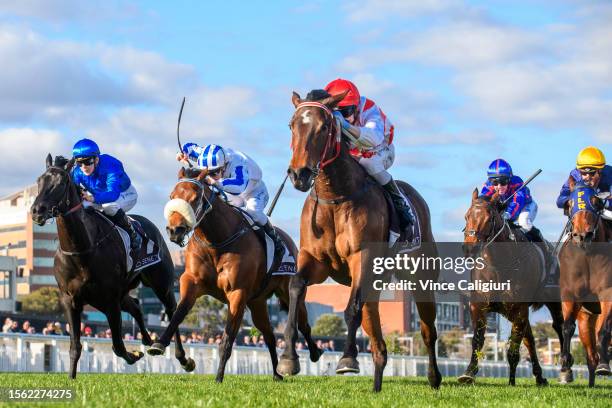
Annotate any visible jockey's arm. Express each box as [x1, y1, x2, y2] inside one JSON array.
[[219, 165, 250, 195], [556, 175, 573, 209], [505, 191, 527, 220], [335, 112, 385, 150], [92, 171, 123, 204], [480, 182, 495, 197]]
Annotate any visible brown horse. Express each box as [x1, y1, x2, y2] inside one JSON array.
[[558, 177, 612, 387], [147, 167, 322, 382], [279, 90, 441, 392], [460, 189, 564, 386]]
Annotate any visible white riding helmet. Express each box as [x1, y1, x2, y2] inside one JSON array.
[[197, 144, 226, 170]]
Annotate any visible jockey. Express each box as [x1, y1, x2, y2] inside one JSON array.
[[71, 138, 142, 250], [556, 146, 612, 221], [177, 143, 285, 261], [480, 159, 544, 242], [324, 78, 413, 230]]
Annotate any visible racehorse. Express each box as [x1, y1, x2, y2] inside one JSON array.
[[30, 154, 191, 378], [279, 90, 442, 392], [147, 167, 322, 382], [558, 177, 612, 387], [460, 189, 564, 386]]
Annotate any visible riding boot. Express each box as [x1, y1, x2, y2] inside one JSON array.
[[262, 221, 285, 264], [382, 178, 414, 231], [525, 226, 544, 243], [110, 209, 142, 250]]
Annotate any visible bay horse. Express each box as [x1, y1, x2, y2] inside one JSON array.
[[558, 177, 612, 387], [30, 154, 191, 378], [460, 189, 564, 386], [280, 90, 441, 392], [147, 167, 321, 382]]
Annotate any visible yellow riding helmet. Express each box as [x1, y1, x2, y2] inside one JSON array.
[[576, 146, 606, 169]]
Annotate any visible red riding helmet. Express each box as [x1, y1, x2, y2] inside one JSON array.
[[324, 78, 360, 107]]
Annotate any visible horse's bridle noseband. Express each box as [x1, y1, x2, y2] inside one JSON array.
[[464, 201, 511, 247]]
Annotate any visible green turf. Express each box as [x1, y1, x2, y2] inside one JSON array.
[[0, 373, 610, 407]]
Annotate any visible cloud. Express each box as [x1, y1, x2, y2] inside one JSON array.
[[343, 0, 464, 22], [0, 24, 195, 122], [0, 1, 140, 24], [0, 128, 69, 196]]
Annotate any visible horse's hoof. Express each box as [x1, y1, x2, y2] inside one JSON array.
[[559, 370, 574, 384], [310, 347, 324, 363], [536, 377, 549, 387], [273, 372, 284, 382], [429, 371, 442, 389], [458, 374, 475, 385], [182, 358, 196, 372], [336, 357, 360, 374], [147, 343, 166, 356], [277, 358, 300, 376], [595, 363, 611, 376], [125, 351, 143, 365]]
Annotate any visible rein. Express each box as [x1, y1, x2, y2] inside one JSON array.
[[309, 179, 373, 205], [176, 177, 248, 249]]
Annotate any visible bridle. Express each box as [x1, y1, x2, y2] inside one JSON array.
[[464, 200, 511, 248], [39, 167, 83, 220], [567, 189, 602, 242], [174, 177, 248, 249], [292, 101, 342, 175]]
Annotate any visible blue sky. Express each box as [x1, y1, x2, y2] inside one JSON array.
[[1, 0, 611, 250]]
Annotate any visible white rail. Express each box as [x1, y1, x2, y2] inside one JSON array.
[[0, 333, 591, 380]]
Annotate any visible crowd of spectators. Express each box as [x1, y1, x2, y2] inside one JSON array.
[[3, 317, 341, 351]]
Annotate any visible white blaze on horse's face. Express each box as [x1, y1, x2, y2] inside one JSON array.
[[300, 109, 311, 125], [164, 198, 196, 228]]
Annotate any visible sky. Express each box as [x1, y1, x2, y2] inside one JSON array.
[[1, 0, 611, 248]]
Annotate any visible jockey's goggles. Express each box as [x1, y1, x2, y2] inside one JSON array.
[[579, 168, 599, 176], [337, 105, 357, 118], [76, 157, 95, 166], [490, 177, 510, 186]]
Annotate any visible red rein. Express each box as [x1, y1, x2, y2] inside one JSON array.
[[294, 102, 341, 170]]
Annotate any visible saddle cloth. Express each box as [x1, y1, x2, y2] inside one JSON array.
[[234, 208, 296, 276], [94, 211, 161, 272]]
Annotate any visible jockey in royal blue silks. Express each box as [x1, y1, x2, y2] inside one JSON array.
[[176, 142, 285, 261], [556, 146, 612, 222], [71, 138, 142, 250], [480, 158, 544, 242]]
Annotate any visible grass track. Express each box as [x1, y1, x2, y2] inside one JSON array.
[[0, 373, 610, 407]]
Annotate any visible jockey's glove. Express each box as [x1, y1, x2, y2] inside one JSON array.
[[333, 111, 351, 131], [501, 211, 512, 221]]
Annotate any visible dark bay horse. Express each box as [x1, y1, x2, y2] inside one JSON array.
[[147, 167, 321, 382], [559, 177, 612, 387], [280, 91, 441, 392], [30, 155, 191, 378], [460, 189, 564, 386]]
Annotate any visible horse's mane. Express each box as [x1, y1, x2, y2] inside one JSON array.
[[305, 89, 330, 102], [183, 167, 202, 179]]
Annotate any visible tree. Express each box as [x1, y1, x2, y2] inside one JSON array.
[[312, 314, 346, 337], [532, 322, 558, 348], [184, 296, 226, 338], [19, 287, 61, 314]]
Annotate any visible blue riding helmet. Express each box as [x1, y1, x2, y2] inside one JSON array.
[[487, 158, 513, 179], [72, 138, 100, 159]]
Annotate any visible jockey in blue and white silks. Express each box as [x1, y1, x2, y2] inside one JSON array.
[[71, 138, 141, 249], [177, 143, 284, 259], [480, 158, 543, 242]]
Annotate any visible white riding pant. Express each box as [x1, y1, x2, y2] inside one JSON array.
[[83, 185, 138, 216], [515, 201, 538, 232], [357, 143, 395, 185], [226, 180, 269, 225]]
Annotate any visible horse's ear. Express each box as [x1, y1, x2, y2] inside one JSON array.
[[568, 176, 576, 191], [591, 195, 604, 212], [472, 188, 479, 202], [178, 167, 186, 179], [196, 168, 209, 181], [291, 92, 302, 108], [65, 158, 75, 172], [46, 153, 53, 169], [491, 192, 500, 204], [321, 90, 349, 109]]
